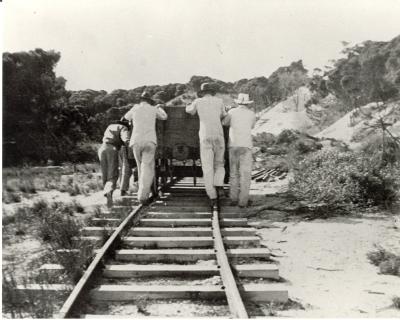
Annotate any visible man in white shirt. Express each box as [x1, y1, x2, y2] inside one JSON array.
[[186, 83, 227, 209], [123, 92, 168, 203], [222, 93, 256, 208]]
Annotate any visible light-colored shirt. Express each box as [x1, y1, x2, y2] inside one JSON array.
[[102, 123, 130, 147], [185, 95, 227, 140], [222, 106, 256, 148], [124, 102, 168, 146]]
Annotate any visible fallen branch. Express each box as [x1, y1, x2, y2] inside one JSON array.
[[365, 290, 385, 295], [307, 266, 344, 271]]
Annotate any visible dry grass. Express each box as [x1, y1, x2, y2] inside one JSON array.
[[2, 163, 110, 317], [2, 163, 103, 203], [3, 199, 86, 244], [2, 269, 68, 318]]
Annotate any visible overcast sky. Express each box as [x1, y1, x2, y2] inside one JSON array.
[[3, 0, 400, 91]]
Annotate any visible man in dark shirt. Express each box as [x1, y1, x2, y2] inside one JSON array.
[[98, 119, 130, 207]]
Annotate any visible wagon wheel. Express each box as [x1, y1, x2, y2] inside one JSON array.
[[168, 158, 174, 182], [152, 160, 160, 197], [192, 158, 197, 186], [160, 158, 168, 186]]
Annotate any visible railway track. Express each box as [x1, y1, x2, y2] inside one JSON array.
[[18, 177, 288, 318]]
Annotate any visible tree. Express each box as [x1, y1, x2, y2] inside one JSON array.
[[3, 49, 91, 164]]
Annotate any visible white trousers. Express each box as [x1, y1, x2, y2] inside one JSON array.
[[229, 147, 252, 206], [133, 141, 156, 202], [200, 136, 225, 199]]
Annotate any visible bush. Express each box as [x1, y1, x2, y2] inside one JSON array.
[[293, 139, 322, 154], [18, 178, 36, 193], [69, 144, 98, 163], [276, 129, 299, 144], [52, 243, 94, 284], [393, 296, 400, 309], [289, 149, 400, 211], [2, 270, 67, 318], [367, 246, 400, 276], [31, 199, 50, 217], [38, 210, 81, 248], [2, 191, 22, 204]]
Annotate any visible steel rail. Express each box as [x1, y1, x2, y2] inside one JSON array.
[[57, 203, 144, 318], [212, 206, 249, 318], [58, 178, 176, 318]]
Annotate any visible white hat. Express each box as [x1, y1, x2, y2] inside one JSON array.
[[234, 93, 254, 105]]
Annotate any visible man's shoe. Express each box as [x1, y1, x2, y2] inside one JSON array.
[[215, 186, 224, 199], [139, 199, 150, 206], [230, 200, 238, 206], [210, 199, 218, 212], [106, 192, 113, 208], [132, 182, 139, 193]]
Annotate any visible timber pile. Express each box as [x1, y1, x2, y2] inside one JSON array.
[[252, 168, 288, 182]]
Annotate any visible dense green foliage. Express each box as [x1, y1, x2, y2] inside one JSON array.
[[315, 35, 400, 109], [3, 35, 399, 165], [3, 49, 91, 165], [289, 149, 400, 211]]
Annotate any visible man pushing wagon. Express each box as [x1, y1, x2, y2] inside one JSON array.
[[223, 93, 256, 208], [186, 82, 227, 210], [123, 91, 168, 204], [98, 118, 130, 208]]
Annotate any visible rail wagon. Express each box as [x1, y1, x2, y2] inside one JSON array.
[[154, 105, 229, 186], [155, 105, 201, 185], [156, 105, 229, 184]]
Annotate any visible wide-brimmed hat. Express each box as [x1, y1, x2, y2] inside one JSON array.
[[118, 117, 130, 128], [234, 93, 254, 105], [198, 82, 216, 96], [140, 91, 155, 105]]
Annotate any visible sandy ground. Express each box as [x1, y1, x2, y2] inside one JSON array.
[[2, 189, 109, 280], [250, 179, 400, 317], [3, 175, 400, 317], [2, 189, 107, 216]]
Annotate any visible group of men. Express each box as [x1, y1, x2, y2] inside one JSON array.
[[98, 82, 256, 210]]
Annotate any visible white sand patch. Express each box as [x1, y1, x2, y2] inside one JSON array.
[[316, 101, 400, 149], [259, 217, 400, 317], [252, 87, 314, 136], [249, 180, 400, 317]]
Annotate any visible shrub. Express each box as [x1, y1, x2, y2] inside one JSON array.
[[393, 296, 400, 309], [69, 144, 97, 163], [18, 178, 36, 193], [293, 139, 322, 154], [51, 201, 83, 216], [367, 246, 400, 276], [2, 191, 22, 204], [38, 211, 81, 248], [2, 270, 67, 318], [72, 200, 85, 213], [52, 243, 94, 284], [276, 130, 299, 144], [31, 199, 50, 217], [289, 149, 400, 211]]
